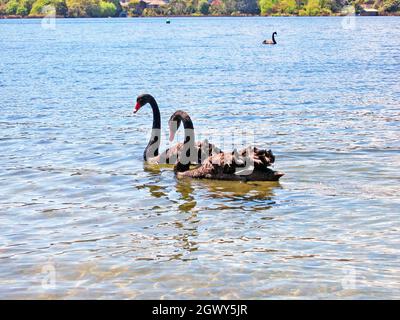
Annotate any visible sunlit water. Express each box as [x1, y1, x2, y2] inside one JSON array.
[[0, 17, 399, 299]]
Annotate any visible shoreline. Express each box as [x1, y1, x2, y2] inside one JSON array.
[[1, 13, 399, 19]]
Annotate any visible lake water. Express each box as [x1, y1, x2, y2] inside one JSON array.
[[0, 17, 399, 299]]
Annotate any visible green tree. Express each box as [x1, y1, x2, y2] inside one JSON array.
[[198, 0, 209, 14], [236, 0, 260, 14], [223, 0, 236, 14], [327, 0, 344, 12], [16, 4, 28, 14], [5, 0, 19, 14], [167, 0, 188, 15], [30, 0, 67, 16], [259, 0, 275, 15], [210, 0, 226, 14], [66, 0, 98, 16], [382, 0, 400, 12], [305, 0, 320, 14], [127, 0, 144, 15], [99, 0, 116, 16], [279, 0, 297, 13], [4, 0, 34, 16], [142, 7, 159, 15], [184, 0, 196, 14], [107, 0, 121, 14]]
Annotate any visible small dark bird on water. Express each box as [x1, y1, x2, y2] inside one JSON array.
[[263, 32, 277, 45]]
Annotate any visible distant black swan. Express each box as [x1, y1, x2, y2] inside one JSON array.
[[263, 32, 277, 45]]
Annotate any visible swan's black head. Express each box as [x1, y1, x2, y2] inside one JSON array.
[[273, 32, 277, 36], [168, 110, 193, 142], [134, 94, 154, 114], [168, 111, 183, 142]]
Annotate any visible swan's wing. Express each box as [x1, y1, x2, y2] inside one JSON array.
[[176, 153, 218, 178], [155, 142, 184, 164], [176, 147, 276, 179], [238, 147, 275, 170], [218, 147, 277, 178], [195, 139, 222, 164], [181, 152, 243, 176], [156, 140, 219, 166]]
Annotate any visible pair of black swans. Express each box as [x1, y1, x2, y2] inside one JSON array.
[[134, 94, 284, 181]]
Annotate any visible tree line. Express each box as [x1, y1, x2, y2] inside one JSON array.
[[0, 0, 399, 17]]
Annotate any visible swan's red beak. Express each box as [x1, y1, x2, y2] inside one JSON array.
[[133, 102, 141, 114]]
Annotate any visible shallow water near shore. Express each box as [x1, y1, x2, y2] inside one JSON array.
[[1, 17, 400, 299]]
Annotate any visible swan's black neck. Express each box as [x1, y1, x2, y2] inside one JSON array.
[[144, 96, 161, 161], [182, 115, 195, 146], [272, 32, 276, 44], [172, 111, 195, 144], [171, 111, 196, 167]]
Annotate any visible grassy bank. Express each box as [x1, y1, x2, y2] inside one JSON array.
[[0, 0, 399, 19]]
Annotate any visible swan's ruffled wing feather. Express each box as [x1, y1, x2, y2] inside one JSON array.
[[149, 140, 221, 165], [177, 147, 276, 178]]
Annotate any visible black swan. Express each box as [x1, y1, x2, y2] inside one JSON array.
[[134, 94, 220, 164], [170, 111, 284, 181], [168, 110, 222, 165], [263, 32, 277, 45]]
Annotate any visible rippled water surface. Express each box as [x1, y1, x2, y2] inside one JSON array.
[[1, 17, 400, 299]]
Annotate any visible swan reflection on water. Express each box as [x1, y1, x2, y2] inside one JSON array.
[[142, 162, 282, 212], [176, 178, 281, 208], [130, 164, 283, 263]]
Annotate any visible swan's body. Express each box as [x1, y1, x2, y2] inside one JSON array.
[[134, 94, 220, 164], [175, 147, 284, 181], [146, 141, 218, 165], [263, 32, 277, 45], [170, 111, 284, 181]]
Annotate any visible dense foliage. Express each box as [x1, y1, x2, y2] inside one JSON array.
[[0, 0, 118, 16], [0, 0, 399, 17]]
